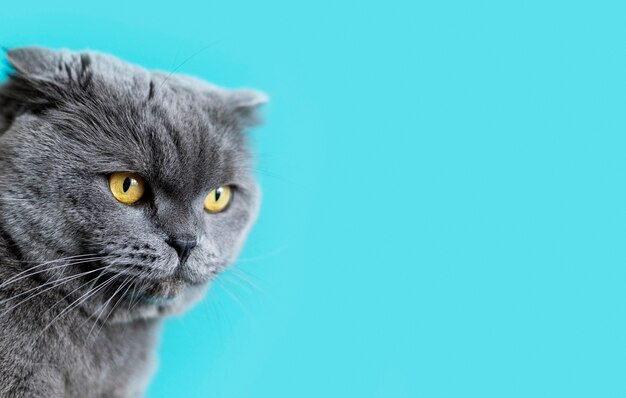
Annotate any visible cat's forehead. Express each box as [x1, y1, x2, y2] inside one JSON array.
[[52, 70, 247, 194], [140, 93, 246, 194]]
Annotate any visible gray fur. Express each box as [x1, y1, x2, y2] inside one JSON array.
[[0, 46, 265, 397]]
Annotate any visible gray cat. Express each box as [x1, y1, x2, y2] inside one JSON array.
[[0, 47, 265, 397]]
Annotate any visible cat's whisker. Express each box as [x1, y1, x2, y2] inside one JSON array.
[[39, 272, 125, 338], [128, 269, 153, 312], [40, 266, 113, 319], [6, 251, 100, 269], [0, 261, 115, 312], [16, 252, 102, 265], [219, 273, 256, 296], [128, 280, 140, 310], [0, 253, 104, 289], [1, 257, 111, 288], [227, 267, 265, 293], [212, 276, 250, 315], [200, 296, 222, 339], [90, 277, 137, 340], [235, 246, 287, 264], [75, 273, 127, 333], [0, 255, 112, 291], [0, 266, 98, 307], [154, 44, 213, 96], [86, 275, 137, 340], [247, 166, 297, 187]]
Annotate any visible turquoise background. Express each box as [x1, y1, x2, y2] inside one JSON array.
[[2, 1, 626, 397]]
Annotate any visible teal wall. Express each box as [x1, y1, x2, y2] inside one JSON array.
[[2, 1, 626, 396]]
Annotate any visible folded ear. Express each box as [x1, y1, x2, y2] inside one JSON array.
[[225, 88, 268, 128], [6, 46, 92, 85], [0, 47, 92, 122], [7, 46, 65, 78]]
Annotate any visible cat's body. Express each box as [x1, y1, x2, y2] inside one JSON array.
[[0, 47, 265, 397]]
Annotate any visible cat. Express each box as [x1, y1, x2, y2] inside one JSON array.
[[0, 46, 265, 397]]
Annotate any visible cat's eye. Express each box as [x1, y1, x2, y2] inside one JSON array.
[[109, 172, 145, 204], [204, 186, 232, 213]]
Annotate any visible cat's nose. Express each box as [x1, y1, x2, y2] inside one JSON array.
[[166, 236, 197, 264]]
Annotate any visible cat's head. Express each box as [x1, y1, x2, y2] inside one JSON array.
[[0, 47, 265, 321]]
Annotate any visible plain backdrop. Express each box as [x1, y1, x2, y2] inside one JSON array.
[[1, 1, 626, 397]]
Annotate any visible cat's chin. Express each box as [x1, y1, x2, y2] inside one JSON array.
[[106, 278, 209, 323]]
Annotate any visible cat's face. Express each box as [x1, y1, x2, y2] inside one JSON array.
[[0, 48, 264, 320]]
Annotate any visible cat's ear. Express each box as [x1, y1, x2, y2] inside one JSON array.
[[6, 46, 62, 78], [224, 88, 268, 128], [6, 46, 93, 85], [1, 47, 91, 117]]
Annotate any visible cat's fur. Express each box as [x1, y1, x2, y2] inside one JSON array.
[[0, 47, 265, 397]]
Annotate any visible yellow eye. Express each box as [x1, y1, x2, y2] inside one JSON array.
[[204, 185, 232, 213], [108, 172, 145, 204]]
